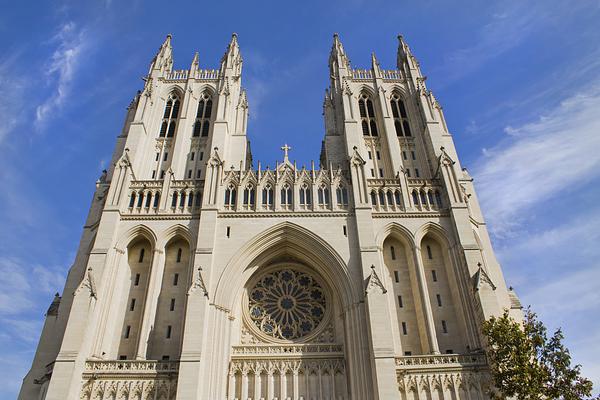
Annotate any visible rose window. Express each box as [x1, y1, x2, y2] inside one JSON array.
[[247, 268, 327, 340]]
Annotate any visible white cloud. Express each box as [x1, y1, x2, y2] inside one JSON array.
[[0, 256, 64, 316], [35, 22, 87, 129], [472, 85, 600, 235]]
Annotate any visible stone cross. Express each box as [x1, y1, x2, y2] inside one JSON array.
[[281, 143, 292, 162]]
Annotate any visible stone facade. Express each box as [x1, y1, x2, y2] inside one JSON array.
[[19, 33, 521, 400]]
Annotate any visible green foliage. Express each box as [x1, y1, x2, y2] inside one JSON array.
[[482, 308, 598, 400]]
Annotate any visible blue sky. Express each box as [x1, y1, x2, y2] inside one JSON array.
[[1, 0, 599, 398]]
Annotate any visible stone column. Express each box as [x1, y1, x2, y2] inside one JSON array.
[[292, 370, 299, 400], [136, 248, 165, 359], [227, 372, 236, 400], [241, 371, 248, 400], [267, 369, 274, 400], [254, 370, 262, 400], [280, 370, 287, 400]]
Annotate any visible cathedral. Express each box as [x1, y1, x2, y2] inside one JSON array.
[[19, 33, 522, 400]]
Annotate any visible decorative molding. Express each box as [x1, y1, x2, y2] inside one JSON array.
[[365, 265, 387, 295], [74, 268, 97, 299], [188, 267, 208, 297], [473, 263, 497, 291]]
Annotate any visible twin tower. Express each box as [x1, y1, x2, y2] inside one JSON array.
[[20, 33, 520, 400]]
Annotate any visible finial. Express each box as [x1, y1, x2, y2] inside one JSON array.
[[232, 32, 238, 38], [333, 32, 339, 38], [281, 143, 292, 162]]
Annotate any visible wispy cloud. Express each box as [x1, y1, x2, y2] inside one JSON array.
[[437, 1, 588, 84], [472, 84, 600, 235], [0, 54, 27, 145], [0, 257, 64, 316], [495, 207, 600, 392], [35, 22, 87, 129]]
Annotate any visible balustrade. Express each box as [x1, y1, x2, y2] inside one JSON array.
[[80, 360, 179, 400], [352, 69, 373, 80]]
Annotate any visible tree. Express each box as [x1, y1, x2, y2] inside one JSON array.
[[482, 308, 598, 400]]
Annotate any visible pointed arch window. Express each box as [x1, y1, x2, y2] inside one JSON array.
[[386, 191, 394, 207], [318, 185, 330, 206], [435, 190, 443, 208], [336, 186, 349, 206], [412, 190, 419, 206], [193, 92, 213, 137], [224, 184, 237, 208], [358, 93, 378, 136], [262, 185, 274, 207], [370, 191, 377, 206], [243, 185, 255, 206], [390, 94, 411, 137], [299, 184, 311, 206], [159, 93, 181, 138], [394, 190, 402, 206], [281, 184, 292, 206]]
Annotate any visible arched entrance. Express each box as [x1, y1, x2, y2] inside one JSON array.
[[229, 261, 347, 400], [207, 222, 370, 400]]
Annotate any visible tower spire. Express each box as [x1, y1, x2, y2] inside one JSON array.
[[329, 33, 350, 72], [220, 32, 242, 76], [190, 51, 199, 74], [371, 52, 382, 77], [149, 34, 173, 75]]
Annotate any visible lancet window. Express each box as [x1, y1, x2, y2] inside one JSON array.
[[193, 92, 213, 137], [280, 184, 292, 206], [262, 185, 274, 207], [243, 185, 255, 206], [159, 93, 181, 138], [336, 186, 349, 206], [359, 93, 378, 136], [318, 185, 330, 205], [390, 93, 411, 137], [224, 184, 237, 208], [299, 184, 311, 206]]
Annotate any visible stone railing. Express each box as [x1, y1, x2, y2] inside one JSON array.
[[193, 68, 220, 80], [395, 354, 490, 399], [382, 69, 403, 81], [81, 360, 179, 400], [396, 353, 487, 371], [231, 344, 344, 359], [84, 360, 179, 375], [165, 69, 189, 80], [352, 69, 373, 80]]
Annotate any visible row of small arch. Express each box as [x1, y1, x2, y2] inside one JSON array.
[[224, 184, 350, 208], [369, 188, 443, 210], [128, 189, 203, 210]]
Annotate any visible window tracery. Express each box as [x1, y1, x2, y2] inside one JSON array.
[[358, 93, 378, 136], [159, 94, 180, 138], [390, 93, 412, 137], [193, 92, 213, 137], [247, 268, 327, 341]]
